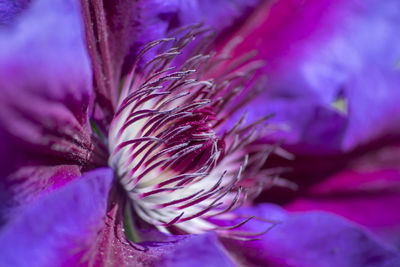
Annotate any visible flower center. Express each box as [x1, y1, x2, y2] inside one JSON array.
[[107, 26, 280, 238]]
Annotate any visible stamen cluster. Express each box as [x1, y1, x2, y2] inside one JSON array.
[[108, 26, 283, 239]]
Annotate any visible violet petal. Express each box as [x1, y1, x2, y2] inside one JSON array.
[[0, 168, 113, 267], [157, 233, 236, 267], [223, 204, 400, 267], [0, 0, 93, 169], [0, 0, 29, 26]]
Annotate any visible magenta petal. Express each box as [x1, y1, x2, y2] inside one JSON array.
[[0, 168, 113, 267], [286, 169, 400, 247], [0, 164, 81, 225], [229, 0, 400, 152], [0, 0, 93, 168], [223, 204, 400, 267]]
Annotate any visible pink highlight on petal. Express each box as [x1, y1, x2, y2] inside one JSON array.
[[286, 169, 400, 228], [225, 0, 351, 72]]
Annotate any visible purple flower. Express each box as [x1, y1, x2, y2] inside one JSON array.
[[0, 0, 399, 266]]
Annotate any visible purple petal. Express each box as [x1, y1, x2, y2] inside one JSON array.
[[168, 0, 262, 32], [223, 204, 400, 267], [0, 166, 236, 266], [228, 0, 400, 152], [0, 0, 95, 225], [0, 0, 29, 26], [229, 98, 347, 154], [106, 0, 262, 75], [158, 233, 236, 267], [0, 0, 93, 168], [0, 168, 113, 267], [0, 164, 81, 225]]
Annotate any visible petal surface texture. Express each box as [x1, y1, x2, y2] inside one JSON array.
[[0, 0, 93, 220], [228, 0, 400, 152], [0, 0, 93, 166], [224, 204, 400, 267], [0, 168, 113, 267]]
